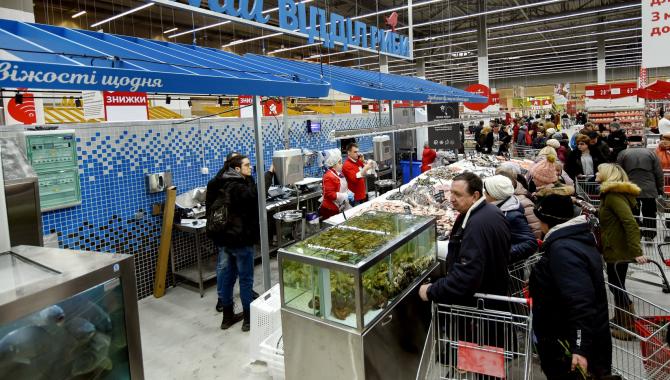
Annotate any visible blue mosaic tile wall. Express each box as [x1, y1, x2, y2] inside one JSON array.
[[2, 114, 387, 299]]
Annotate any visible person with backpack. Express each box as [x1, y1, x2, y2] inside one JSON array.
[[596, 163, 649, 340], [206, 154, 272, 331], [529, 194, 612, 380]]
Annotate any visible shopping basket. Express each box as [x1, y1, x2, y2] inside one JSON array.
[[575, 176, 601, 208], [431, 293, 533, 380], [607, 283, 670, 380]]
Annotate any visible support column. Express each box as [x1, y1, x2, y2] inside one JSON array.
[[477, 0, 489, 87], [0, 144, 10, 252], [379, 55, 389, 74], [415, 59, 426, 79], [282, 97, 289, 149], [379, 60, 397, 185], [597, 35, 606, 85], [252, 96, 271, 291]]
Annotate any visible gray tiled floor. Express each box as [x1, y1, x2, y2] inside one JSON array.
[[139, 258, 279, 380], [138, 257, 670, 380]]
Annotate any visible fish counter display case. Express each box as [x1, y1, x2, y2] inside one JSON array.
[[278, 211, 438, 380], [0, 246, 143, 379]]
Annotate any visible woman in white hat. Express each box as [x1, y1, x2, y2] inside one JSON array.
[[319, 149, 353, 220]]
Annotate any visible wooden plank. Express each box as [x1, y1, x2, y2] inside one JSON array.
[[153, 186, 177, 298]]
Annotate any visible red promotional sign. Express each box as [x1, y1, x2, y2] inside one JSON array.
[[263, 98, 283, 116], [490, 93, 500, 105], [7, 92, 37, 124], [463, 84, 491, 112], [103, 91, 148, 106], [585, 82, 637, 99], [349, 96, 362, 105], [238, 95, 253, 106], [567, 101, 577, 115]]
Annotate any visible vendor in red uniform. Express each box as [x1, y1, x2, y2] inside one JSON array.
[[319, 149, 352, 220], [421, 142, 437, 173], [342, 143, 374, 206]]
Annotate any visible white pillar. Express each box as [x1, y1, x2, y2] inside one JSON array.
[[0, 144, 10, 252], [253, 96, 271, 291], [597, 36, 606, 84], [477, 0, 489, 87]]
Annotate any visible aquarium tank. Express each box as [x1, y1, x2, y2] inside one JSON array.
[[280, 211, 437, 330], [0, 277, 131, 380]]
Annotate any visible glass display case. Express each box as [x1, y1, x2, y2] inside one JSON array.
[[0, 246, 143, 379], [279, 210, 437, 331]]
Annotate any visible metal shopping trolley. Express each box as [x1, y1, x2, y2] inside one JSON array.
[[608, 283, 670, 380], [511, 145, 540, 160], [575, 176, 601, 208], [508, 252, 542, 300], [429, 294, 533, 380]]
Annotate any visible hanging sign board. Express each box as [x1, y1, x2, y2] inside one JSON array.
[[642, 0, 670, 68], [239, 95, 253, 118], [427, 124, 461, 151], [463, 84, 499, 113], [263, 98, 283, 116], [350, 96, 362, 114], [153, 0, 411, 59], [82, 90, 104, 120], [427, 102, 459, 121], [584, 83, 638, 99], [2, 90, 44, 125], [103, 91, 148, 122]]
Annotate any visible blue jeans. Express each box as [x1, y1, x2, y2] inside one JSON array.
[[216, 245, 255, 311]]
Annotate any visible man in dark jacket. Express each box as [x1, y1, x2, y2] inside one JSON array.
[[484, 123, 511, 155], [419, 172, 511, 305], [606, 122, 627, 162], [588, 131, 611, 162], [529, 194, 612, 380], [208, 154, 263, 332], [617, 146, 664, 240]]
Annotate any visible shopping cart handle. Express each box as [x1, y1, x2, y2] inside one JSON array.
[[473, 293, 529, 305], [614, 259, 670, 294]]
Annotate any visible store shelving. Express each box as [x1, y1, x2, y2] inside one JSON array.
[[588, 108, 645, 145]]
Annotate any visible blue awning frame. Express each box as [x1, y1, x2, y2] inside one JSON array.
[[246, 54, 488, 103], [0, 19, 330, 98]]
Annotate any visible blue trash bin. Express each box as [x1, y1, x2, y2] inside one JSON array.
[[400, 160, 422, 184]]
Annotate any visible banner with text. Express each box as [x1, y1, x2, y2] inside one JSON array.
[[103, 91, 148, 122], [643, 0, 670, 68]]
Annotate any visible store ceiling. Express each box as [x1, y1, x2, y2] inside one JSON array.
[[33, 0, 642, 86]]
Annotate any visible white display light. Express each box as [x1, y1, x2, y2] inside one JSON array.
[[72, 10, 86, 19], [91, 2, 154, 28]]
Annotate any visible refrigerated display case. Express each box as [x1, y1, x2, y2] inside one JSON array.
[[278, 211, 437, 380], [0, 245, 143, 379]]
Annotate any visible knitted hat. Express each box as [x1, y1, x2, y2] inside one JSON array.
[[533, 194, 576, 226], [484, 175, 515, 201], [545, 139, 560, 149], [323, 149, 342, 168], [546, 127, 556, 136], [552, 132, 563, 140], [531, 155, 559, 188]]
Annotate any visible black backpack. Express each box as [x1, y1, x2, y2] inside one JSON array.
[[206, 184, 231, 246]]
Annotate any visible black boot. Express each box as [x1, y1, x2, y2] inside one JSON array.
[[215, 299, 223, 313], [241, 309, 251, 332], [221, 305, 243, 330]]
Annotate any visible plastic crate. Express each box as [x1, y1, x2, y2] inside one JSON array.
[[249, 284, 282, 363], [259, 329, 285, 380]]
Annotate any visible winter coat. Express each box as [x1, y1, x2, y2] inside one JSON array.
[[428, 198, 511, 305], [516, 129, 528, 146], [532, 136, 546, 149], [529, 216, 612, 379], [515, 183, 542, 240], [606, 129, 628, 162], [617, 148, 664, 199], [211, 169, 260, 248], [564, 147, 605, 180], [496, 196, 538, 264], [484, 130, 511, 154], [599, 182, 643, 263], [591, 140, 611, 163]]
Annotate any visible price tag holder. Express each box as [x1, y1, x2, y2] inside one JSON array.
[[434, 190, 445, 203]]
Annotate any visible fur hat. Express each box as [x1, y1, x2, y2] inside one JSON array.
[[531, 155, 559, 188], [484, 175, 515, 201], [533, 194, 576, 226], [546, 139, 560, 149]]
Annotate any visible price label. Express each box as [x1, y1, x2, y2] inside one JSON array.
[[434, 190, 445, 203]]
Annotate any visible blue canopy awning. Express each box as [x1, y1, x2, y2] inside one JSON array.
[[0, 20, 329, 97], [246, 54, 487, 103]]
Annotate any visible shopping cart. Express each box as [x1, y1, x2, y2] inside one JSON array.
[[607, 283, 670, 380], [511, 145, 540, 160], [430, 294, 533, 380], [508, 252, 542, 300], [575, 176, 601, 208], [663, 170, 670, 195]]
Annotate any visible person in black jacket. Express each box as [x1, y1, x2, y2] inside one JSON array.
[[588, 132, 611, 162], [483, 175, 538, 264], [419, 172, 511, 305], [484, 123, 511, 155], [606, 122, 628, 162], [529, 194, 612, 380], [208, 154, 270, 332], [565, 134, 606, 180]]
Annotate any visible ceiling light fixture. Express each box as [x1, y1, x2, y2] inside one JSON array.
[[269, 43, 321, 55], [163, 27, 178, 34], [72, 10, 86, 19], [91, 2, 154, 28]]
